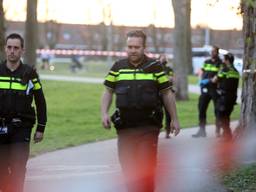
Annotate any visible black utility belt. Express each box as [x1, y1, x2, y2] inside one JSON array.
[[0, 118, 23, 135]]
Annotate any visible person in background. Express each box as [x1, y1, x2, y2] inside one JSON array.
[[192, 45, 222, 138], [40, 46, 51, 70], [212, 53, 239, 140], [159, 54, 175, 139], [0, 33, 47, 192], [101, 30, 180, 192]]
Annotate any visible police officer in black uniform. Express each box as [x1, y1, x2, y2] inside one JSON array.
[[212, 53, 239, 140], [101, 30, 180, 192], [0, 33, 47, 192], [192, 46, 222, 138], [159, 54, 175, 139]]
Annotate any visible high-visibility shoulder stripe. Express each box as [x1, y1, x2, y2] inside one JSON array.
[[0, 76, 11, 81], [203, 63, 220, 72], [168, 71, 174, 76], [155, 71, 166, 77], [119, 69, 136, 73], [116, 73, 156, 81], [105, 74, 116, 82], [109, 71, 119, 76], [32, 78, 38, 83], [226, 70, 240, 79]]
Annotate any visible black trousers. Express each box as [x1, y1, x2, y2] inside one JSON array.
[[216, 94, 236, 136], [117, 126, 159, 192], [0, 127, 31, 192], [198, 88, 218, 126]]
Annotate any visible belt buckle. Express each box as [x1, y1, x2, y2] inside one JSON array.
[[0, 118, 8, 135], [0, 126, 8, 135]]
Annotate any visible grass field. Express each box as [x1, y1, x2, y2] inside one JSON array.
[[222, 163, 256, 191], [30, 79, 240, 156]]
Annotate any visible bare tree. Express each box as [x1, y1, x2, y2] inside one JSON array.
[[24, 0, 38, 66], [238, 0, 256, 133], [172, 0, 191, 100], [0, 0, 5, 61]]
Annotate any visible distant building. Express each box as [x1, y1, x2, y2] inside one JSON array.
[[5, 21, 243, 54]]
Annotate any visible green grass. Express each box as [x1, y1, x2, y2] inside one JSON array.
[[30, 80, 240, 156], [30, 80, 117, 156], [37, 59, 111, 78], [222, 163, 256, 191]]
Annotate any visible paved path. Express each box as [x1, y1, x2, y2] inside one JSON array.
[[24, 74, 247, 192], [26, 123, 253, 192]]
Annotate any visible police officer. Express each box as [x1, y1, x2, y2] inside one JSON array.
[[192, 45, 222, 138], [101, 30, 180, 192], [212, 53, 239, 140], [159, 54, 175, 139], [0, 33, 47, 192]]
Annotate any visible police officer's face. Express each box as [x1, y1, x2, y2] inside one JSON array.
[[211, 48, 218, 59], [5, 38, 24, 64], [126, 37, 145, 65]]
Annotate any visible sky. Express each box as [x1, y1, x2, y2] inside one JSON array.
[[3, 0, 242, 30]]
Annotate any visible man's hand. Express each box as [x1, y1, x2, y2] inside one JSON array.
[[101, 88, 113, 129], [169, 120, 181, 136], [34, 131, 44, 143], [102, 113, 111, 129]]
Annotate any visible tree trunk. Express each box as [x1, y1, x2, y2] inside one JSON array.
[[186, 0, 192, 75], [24, 0, 38, 66], [0, 0, 5, 61], [172, 0, 191, 100], [239, 0, 256, 132]]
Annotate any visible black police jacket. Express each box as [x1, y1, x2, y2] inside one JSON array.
[[201, 57, 222, 89], [0, 61, 47, 132], [104, 56, 171, 127]]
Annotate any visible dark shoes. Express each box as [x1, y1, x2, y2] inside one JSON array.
[[165, 134, 171, 139], [192, 129, 206, 138]]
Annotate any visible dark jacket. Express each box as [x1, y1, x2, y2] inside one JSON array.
[[104, 56, 171, 128], [201, 57, 222, 89], [0, 61, 47, 132]]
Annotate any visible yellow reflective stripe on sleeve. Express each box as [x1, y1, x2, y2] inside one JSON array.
[[109, 71, 119, 76], [33, 82, 42, 90], [227, 71, 239, 79], [31, 78, 42, 90], [154, 71, 169, 83], [105, 74, 116, 82], [0, 82, 10, 89], [168, 71, 174, 76], [155, 71, 166, 77], [218, 71, 226, 78], [157, 75, 169, 84]]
